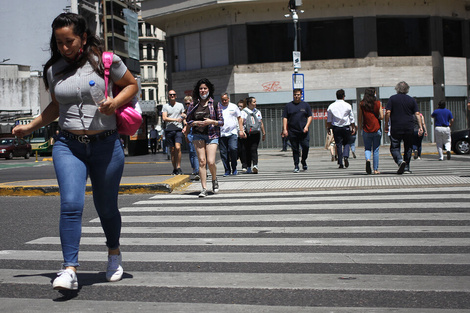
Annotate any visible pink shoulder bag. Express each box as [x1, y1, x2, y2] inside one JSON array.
[[102, 52, 142, 136]]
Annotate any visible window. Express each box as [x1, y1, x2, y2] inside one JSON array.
[[377, 18, 430, 56], [443, 19, 463, 57], [147, 44, 153, 59], [247, 19, 354, 64], [173, 28, 229, 71]]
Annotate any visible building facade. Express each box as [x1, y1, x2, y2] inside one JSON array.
[[142, 0, 470, 148]]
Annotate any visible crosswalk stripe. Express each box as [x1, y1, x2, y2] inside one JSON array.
[[120, 201, 469, 212], [82, 225, 470, 234], [148, 186, 470, 199], [1, 269, 468, 292], [89, 213, 470, 223], [26, 237, 470, 247], [136, 193, 470, 205], [0, 250, 468, 264]]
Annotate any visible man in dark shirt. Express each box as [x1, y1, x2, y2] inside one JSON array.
[[282, 89, 313, 173], [385, 81, 423, 174]]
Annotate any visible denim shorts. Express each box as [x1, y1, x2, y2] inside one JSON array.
[[192, 133, 219, 145]]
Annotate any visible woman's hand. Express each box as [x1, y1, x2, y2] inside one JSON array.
[[98, 97, 118, 115], [12, 124, 32, 138]]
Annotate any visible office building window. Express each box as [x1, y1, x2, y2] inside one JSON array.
[[377, 17, 430, 56], [443, 19, 463, 57], [247, 19, 354, 64]]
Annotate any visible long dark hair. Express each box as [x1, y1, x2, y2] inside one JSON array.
[[192, 78, 215, 102], [43, 13, 104, 90], [362, 87, 376, 112]]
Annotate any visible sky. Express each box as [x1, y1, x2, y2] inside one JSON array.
[[0, 0, 71, 71]]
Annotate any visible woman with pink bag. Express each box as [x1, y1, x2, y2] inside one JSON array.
[[12, 12, 138, 290]]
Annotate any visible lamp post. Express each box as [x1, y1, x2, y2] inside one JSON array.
[[287, 0, 303, 73]]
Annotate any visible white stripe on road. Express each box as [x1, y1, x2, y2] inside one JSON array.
[[82, 225, 470, 234], [135, 193, 470, 205], [0, 250, 468, 264], [27, 237, 470, 247], [119, 202, 469, 212], [148, 187, 470, 199], [0, 269, 468, 292], [90, 213, 470, 223]]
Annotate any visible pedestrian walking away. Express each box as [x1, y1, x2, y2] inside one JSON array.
[[327, 89, 356, 169], [12, 12, 139, 290], [384, 81, 423, 174], [186, 78, 224, 197], [431, 100, 454, 161], [282, 88, 313, 173], [162, 90, 185, 175], [149, 125, 158, 154], [241, 97, 266, 174], [358, 87, 383, 175], [219, 93, 245, 176]]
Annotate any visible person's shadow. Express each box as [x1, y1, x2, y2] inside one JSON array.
[[14, 271, 133, 301]]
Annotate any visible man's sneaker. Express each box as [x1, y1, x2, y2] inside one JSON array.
[[344, 157, 349, 168], [199, 189, 208, 198], [252, 165, 258, 174], [338, 164, 344, 169], [171, 169, 178, 175], [244, 167, 252, 174], [413, 150, 418, 160], [193, 172, 200, 181], [232, 169, 238, 175], [447, 150, 451, 160], [52, 268, 78, 290], [212, 179, 219, 193], [223, 170, 231, 177], [177, 168, 183, 175], [397, 161, 406, 174], [293, 167, 300, 173], [242, 168, 247, 173], [106, 253, 123, 282], [302, 162, 308, 171], [366, 160, 372, 175], [352, 151, 356, 159]]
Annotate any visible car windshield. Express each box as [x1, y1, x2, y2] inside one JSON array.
[[0, 139, 13, 145]]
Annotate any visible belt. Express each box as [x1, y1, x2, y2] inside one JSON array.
[[61, 129, 117, 144]]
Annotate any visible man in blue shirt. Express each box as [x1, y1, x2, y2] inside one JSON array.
[[282, 89, 313, 173], [385, 81, 423, 174], [431, 100, 454, 160]]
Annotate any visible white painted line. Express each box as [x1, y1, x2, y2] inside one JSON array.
[[27, 237, 470, 247]]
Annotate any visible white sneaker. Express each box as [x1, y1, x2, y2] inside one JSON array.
[[106, 253, 123, 282], [52, 268, 78, 290]]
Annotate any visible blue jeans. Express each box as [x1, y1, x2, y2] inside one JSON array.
[[219, 134, 238, 172], [412, 130, 424, 157], [187, 132, 199, 173], [53, 131, 124, 268], [288, 132, 310, 167], [362, 129, 381, 171]]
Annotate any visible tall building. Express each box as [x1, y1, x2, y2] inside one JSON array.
[[141, 0, 470, 148]]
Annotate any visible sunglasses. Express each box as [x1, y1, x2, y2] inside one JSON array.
[[169, 94, 176, 96]]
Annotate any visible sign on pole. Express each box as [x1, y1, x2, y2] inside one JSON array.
[[292, 73, 304, 101], [293, 51, 301, 69]]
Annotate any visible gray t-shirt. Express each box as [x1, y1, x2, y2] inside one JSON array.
[[163, 102, 185, 131], [47, 54, 128, 130]]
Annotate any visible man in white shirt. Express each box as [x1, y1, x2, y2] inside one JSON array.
[[219, 93, 245, 176], [327, 89, 356, 169], [162, 90, 185, 175]]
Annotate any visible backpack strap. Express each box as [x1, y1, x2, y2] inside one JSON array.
[[102, 52, 113, 98]]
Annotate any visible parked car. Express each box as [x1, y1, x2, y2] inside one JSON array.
[[0, 137, 32, 160], [451, 128, 470, 154]]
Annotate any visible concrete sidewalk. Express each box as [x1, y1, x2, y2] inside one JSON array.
[[0, 143, 468, 196]]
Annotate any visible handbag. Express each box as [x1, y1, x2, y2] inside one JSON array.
[[102, 52, 142, 136]]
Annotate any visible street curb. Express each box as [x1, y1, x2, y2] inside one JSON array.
[[0, 175, 190, 196]]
